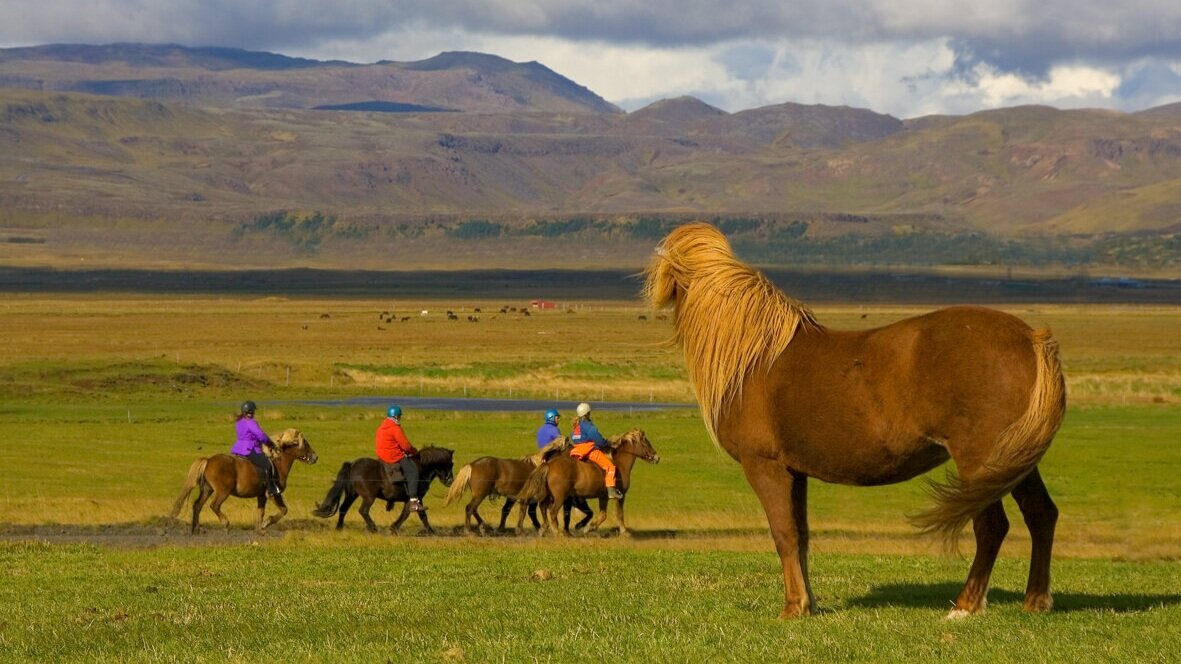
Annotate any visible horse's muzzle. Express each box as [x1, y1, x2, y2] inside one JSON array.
[[647, 454, 661, 464]]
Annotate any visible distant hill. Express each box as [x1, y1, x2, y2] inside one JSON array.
[[0, 43, 1179, 273], [0, 43, 620, 114]]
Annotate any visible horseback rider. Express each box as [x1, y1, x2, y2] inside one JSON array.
[[230, 400, 283, 502], [536, 408, 562, 448], [570, 402, 622, 499], [375, 405, 425, 513]]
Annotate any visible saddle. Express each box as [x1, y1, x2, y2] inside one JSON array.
[[382, 462, 405, 482]]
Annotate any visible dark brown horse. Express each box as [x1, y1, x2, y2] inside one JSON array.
[[442, 438, 592, 534], [169, 428, 319, 534], [311, 446, 455, 534], [645, 222, 1066, 618], [516, 429, 660, 536]]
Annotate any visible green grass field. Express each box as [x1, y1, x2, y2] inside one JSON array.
[[1, 297, 1180, 661]]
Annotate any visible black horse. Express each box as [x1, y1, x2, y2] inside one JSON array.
[[312, 446, 455, 534]]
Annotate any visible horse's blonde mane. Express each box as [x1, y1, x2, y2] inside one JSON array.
[[643, 223, 817, 448], [267, 428, 304, 459]]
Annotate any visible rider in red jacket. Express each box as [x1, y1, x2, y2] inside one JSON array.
[[375, 405, 424, 512]]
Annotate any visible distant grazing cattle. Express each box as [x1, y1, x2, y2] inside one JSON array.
[[420, 310, 429, 316], [401, 316, 411, 322], [320, 313, 330, 319], [638, 315, 647, 320]]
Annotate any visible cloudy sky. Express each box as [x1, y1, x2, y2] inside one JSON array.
[[2, 1, 1180, 118]]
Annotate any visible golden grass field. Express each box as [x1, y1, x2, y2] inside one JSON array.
[[1, 295, 1179, 404]]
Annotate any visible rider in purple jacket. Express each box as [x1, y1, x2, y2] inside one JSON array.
[[231, 400, 282, 500]]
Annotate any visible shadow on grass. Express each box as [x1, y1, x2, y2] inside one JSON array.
[[849, 581, 1181, 613]]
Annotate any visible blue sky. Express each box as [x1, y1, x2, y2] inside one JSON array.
[[2, 0, 1179, 118]]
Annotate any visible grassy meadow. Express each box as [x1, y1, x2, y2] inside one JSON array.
[[1, 295, 1180, 661]]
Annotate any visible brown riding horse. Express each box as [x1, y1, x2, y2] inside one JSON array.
[[645, 222, 1066, 619], [169, 428, 319, 534], [442, 437, 592, 534], [311, 446, 455, 534], [516, 429, 660, 536]]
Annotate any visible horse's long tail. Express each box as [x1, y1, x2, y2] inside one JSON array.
[[912, 329, 1066, 547], [168, 458, 209, 519], [312, 462, 353, 518], [443, 464, 472, 507], [516, 464, 550, 503]]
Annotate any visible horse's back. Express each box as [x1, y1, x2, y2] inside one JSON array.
[[753, 305, 1049, 484]]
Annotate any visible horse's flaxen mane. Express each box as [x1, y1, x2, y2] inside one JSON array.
[[608, 429, 644, 450], [643, 222, 818, 447], [527, 436, 571, 465], [266, 428, 305, 459]]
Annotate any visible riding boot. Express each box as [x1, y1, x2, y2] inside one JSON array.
[[408, 497, 426, 512]]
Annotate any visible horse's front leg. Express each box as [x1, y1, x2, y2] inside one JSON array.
[[390, 502, 412, 534], [495, 498, 513, 533], [261, 495, 287, 531], [741, 457, 814, 618], [586, 497, 610, 533], [255, 495, 267, 533], [417, 508, 435, 535], [614, 496, 629, 537]]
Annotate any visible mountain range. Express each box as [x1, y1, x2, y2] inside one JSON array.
[[1, 43, 1179, 271]]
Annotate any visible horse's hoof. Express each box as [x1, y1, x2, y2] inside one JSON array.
[[945, 609, 974, 620], [619, 529, 631, 538], [1023, 594, 1053, 613], [777, 604, 812, 620]]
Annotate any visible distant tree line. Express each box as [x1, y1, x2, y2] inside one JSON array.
[[235, 210, 1178, 269]]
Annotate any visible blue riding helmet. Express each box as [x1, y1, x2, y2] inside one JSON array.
[[544, 408, 560, 424], [387, 405, 403, 419]]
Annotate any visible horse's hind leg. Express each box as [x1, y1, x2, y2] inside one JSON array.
[[209, 492, 233, 531], [358, 496, 379, 532], [1012, 467, 1057, 612], [336, 493, 358, 530], [191, 482, 213, 535], [950, 500, 1010, 617]]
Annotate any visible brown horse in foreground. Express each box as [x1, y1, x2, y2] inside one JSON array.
[[169, 429, 319, 534], [311, 446, 455, 534], [645, 223, 1066, 619], [515, 429, 660, 537], [443, 437, 592, 534]]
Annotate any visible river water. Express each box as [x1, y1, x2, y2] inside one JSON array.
[[290, 395, 695, 413]]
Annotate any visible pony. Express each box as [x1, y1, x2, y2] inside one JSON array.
[[169, 428, 319, 534], [644, 222, 1065, 619], [515, 429, 660, 537], [311, 446, 455, 534], [442, 437, 593, 534]]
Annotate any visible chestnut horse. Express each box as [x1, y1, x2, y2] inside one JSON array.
[[645, 222, 1065, 619], [515, 429, 660, 536], [443, 437, 592, 534], [169, 428, 319, 534], [311, 446, 455, 534]]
